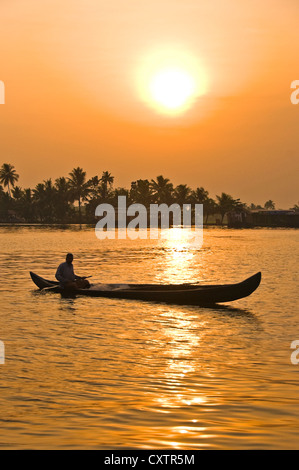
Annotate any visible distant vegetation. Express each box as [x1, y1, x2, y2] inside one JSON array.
[[0, 163, 298, 224]]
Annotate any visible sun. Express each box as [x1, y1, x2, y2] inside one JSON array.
[[149, 68, 196, 111], [136, 48, 208, 116]]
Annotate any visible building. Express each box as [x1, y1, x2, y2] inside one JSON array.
[[227, 209, 299, 228]]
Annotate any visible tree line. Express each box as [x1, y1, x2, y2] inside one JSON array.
[[0, 163, 298, 224]]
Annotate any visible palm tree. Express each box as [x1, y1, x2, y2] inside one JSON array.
[[84, 176, 103, 222], [55, 176, 70, 193], [33, 181, 56, 222], [192, 187, 209, 204], [68, 167, 90, 224], [33, 183, 45, 200], [264, 200, 275, 210], [22, 188, 34, 222], [0, 164, 19, 197], [0, 183, 11, 218], [191, 187, 217, 224], [291, 202, 299, 212], [174, 184, 192, 205], [114, 187, 129, 198], [23, 188, 32, 203], [44, 179, 57, 221], [100, 171, 114, 200], [33, 183, 46, 222], [130, 179, 153, 206], [216, 192, 240, 225], [54, 177, 72, 222], [12, 186, 23, 200], [250, 203, 263, 210], [204, 197, 217, 224], [11, 186, 23, 217], [150, 175, 174, 204], [87, 176, 101, 199]]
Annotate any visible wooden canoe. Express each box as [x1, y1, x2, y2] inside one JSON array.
[[30, 271, 261, 306]]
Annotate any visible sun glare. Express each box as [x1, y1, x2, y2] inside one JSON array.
[[149, 68, 196, 111], [137, 48, 208, 116]]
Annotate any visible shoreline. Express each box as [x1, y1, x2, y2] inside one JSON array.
[[0, 223, 298, 229]]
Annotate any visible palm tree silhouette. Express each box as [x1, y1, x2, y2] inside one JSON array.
[[100, 171, 114, 200], [0, 163, 19, 197], [87, 176, 101, 199], [150, 175, 174, 204], [68, 167, 90, 224], [33, 183, 46, 222], [130, 179, 153, 206], [54, 177, 71, 222], [264, 200, 275, 210], [192, 187, 209, 204], [174, 184, 192, 205], [216, 192, 242, 225], [12, 186, 23, 200]]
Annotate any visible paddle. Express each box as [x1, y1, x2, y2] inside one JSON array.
[[41, 285, 60, 291]]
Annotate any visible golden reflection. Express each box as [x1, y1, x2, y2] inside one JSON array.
[[155, 228, 204, 284], [152, 307, 212, 443], [175, 426, 206, 434], [161, 227, 198, 248]]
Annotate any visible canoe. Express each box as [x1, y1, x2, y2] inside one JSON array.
[[29, 271, 261, 306]]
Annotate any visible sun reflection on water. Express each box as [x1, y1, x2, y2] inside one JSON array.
[[155, 228, 206, 285], [149, 304, 215, 447]]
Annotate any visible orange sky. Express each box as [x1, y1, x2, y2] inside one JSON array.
[[0, 0, 298, 208]]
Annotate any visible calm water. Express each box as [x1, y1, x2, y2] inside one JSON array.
[[0, 226, 298, 449]]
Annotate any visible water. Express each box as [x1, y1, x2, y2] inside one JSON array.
[[0, 226, 298, 449]]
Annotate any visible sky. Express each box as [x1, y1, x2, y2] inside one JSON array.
[[0, 0, 298, 208]]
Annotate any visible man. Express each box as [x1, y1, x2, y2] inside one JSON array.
[[56, 253, 90, 289]]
